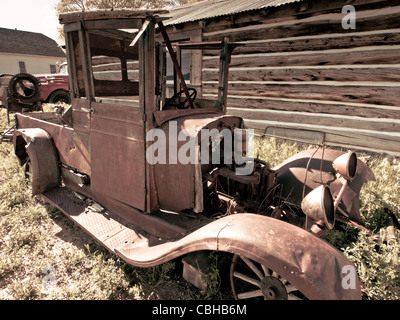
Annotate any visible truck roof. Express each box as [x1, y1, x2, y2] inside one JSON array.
[[59, 9, 169, 24]]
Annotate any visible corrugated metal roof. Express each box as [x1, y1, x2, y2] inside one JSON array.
[[163, 0, 304, 25]]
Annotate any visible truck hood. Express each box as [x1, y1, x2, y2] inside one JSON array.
[[35, 74, 68, 81]]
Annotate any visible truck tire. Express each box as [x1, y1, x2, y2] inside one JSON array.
[[8, 73, 42, 104], [48, 90, 70, 104]]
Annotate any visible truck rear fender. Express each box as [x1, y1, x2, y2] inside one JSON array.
[[13, 128, 60, 195]]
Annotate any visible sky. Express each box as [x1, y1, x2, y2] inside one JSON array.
[[1, 0, 62, 43]]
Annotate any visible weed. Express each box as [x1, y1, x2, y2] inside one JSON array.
[[201, 252, 222, 299], [8, 277, 41, 300], [344, 230, 400, 300]]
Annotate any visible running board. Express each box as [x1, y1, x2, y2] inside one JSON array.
[[42, 187, 165, 256], [41, 187, 217, 268]]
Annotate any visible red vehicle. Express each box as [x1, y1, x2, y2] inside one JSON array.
[[35, 62, 70, 104]]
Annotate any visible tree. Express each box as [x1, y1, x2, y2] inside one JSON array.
[[55, 0, 204, 41], [55, 0, 202, 14]]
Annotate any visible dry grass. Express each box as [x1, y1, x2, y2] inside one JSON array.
[[1, 106, 399, 300]]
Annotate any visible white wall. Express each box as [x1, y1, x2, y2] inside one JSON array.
[[0, 52, 66, 75]]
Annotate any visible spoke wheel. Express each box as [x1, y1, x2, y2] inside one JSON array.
[[230, 254, 306, 300]]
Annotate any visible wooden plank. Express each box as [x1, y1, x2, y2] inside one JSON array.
[[203, 5, 400, 42], [92, 62, 121, 71], [129, 18, 151, 48], [92, 56, 120, 65], [264, 126, 326, 145], [65, 31, 80, 99], [83, 19, 142, 30], [78, 28, 95, 101], [323, 131, 400, 156], [225, 95, 400, 120], [203, 46, 400, 68], [89, 33, 138, 60], [203, 81, 400, 107], [88, 28, 136, 41], [243, 119, 400, 155], [203, 65, 400, 83], [227, 107, 400, 132], [93, 79, 139, 96], [93, 70, 139, 81], [92, 60, 139, 73], [190, 29, 203, 97], [229, 29, 400, 54]]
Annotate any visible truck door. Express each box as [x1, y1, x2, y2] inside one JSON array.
[[87, 30, 147, 211]]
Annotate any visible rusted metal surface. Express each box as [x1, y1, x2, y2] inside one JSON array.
[[114, 213, 361, 300], [274, 148, 375, 223], [14, 112, 91, 175], [153, 114, 243, 212], [43, 187, 360, 300], [90, 101, 146, 210], [13, 128, 60, 195]]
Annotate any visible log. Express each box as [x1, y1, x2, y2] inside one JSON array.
[[243, 118, 400, 155], [229, 30, 400, 54], [203, 46, 400, 68], [225, 95, 400, 119], [203, 81, 400, 107], [227, 106, 400, 133], [203, 65, 400, 83]]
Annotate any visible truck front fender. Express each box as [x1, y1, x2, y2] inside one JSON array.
[[115, 213, 361, 300], [274, 148, 375, 222], [13, 128, 60, 195]]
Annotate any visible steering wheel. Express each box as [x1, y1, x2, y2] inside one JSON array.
[[164, 88, 197, 109]]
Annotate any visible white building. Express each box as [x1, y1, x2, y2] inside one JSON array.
[[0, 27, 66, 75]]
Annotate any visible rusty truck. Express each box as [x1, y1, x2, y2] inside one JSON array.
[[8, 9, 377, 300]]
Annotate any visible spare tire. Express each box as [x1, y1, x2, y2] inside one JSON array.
[[7, 73, 42, 104]]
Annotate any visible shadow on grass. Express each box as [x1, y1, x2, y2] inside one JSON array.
[[41, 200, 207, 300]]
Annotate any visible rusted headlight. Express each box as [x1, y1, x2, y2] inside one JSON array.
[[301, 185, 335, 230], [332, 151, 357, 181]]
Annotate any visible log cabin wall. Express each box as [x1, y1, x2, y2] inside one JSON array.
[[163, 0, 400, 156]]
